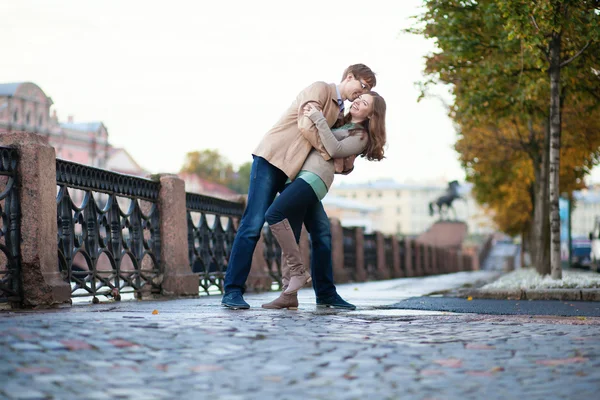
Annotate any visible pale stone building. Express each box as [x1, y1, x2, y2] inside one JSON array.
[[321, 195, 380, 233], [572, 186, 600, 238], [329, 179, 495, 236], [0, 81, 146, 176]]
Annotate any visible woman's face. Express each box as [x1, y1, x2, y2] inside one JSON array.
[[349, 94, 374, 121]]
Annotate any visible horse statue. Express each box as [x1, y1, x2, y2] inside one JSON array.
[[428, 180, 464, 220]]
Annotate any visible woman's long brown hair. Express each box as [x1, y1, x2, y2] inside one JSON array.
[[337, 91, 386, 161]]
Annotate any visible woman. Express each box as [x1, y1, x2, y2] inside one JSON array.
[[262, 91, 387, 309]]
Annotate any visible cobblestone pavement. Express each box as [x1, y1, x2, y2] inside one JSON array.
[[1, 272, 599, 400]]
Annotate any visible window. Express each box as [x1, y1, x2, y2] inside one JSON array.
[[26, 111, 30, 125], [396, 191, 401, 198], [38, 115, 43, 127], [352, 192, 357, 199], [397, 207, 401, 214], [13, 110, 18, 122], [367, 192, 372, 198], [377, 192, 382, 198]]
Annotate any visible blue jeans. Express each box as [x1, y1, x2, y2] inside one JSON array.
[[224, 156, 288, 295], [265, 179, 318, 242], [304, 200, 336, 299], [223, 156, 337, 299], [264, 179, 336, 299]]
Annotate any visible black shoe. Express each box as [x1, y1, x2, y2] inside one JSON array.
[[316, 293, 356, 310], [221, 292, 250, 309]]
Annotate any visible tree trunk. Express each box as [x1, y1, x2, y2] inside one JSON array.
[[532, 143, 550, 275], [520, 231, 526, 268], [549, 33, 563, 280]]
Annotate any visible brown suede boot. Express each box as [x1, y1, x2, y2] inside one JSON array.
[[268, 219, 310, 294], [261, 291, 299, 310]]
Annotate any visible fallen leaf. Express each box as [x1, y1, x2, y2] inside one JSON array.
[[263, 376, 283, 382], [467, 296, 473, 301], [489, 366, 505, 373], [152, 310, 159, 315], [577, 316, 587, 320], [354, 287, 359, 291]]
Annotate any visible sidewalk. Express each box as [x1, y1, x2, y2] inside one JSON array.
[[2, 271, 599, 400]]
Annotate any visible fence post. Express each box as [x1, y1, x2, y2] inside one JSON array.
[[430, 246, 439, 275], [404, 238, 413, 277], [0, 133, 71, 307], [153, 174, 199, 296], [330, 218, 348, 283], [391, 238, 402, 278], [423, 244, 431, 275], [413, 242, 423, 276], [355, 227, 367, 282]]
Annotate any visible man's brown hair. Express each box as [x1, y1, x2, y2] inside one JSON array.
[[341, 64, 377, 90]]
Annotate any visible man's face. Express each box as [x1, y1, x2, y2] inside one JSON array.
[[346, 74, 371, 101]]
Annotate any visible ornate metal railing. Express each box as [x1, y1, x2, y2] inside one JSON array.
[[262, 227, 283, 290], [363, 233, 378, 280], [56, 159, 161, 301], [186, 193, 244, 295], [0, 147, 20, 303], [342, 227, 357, 281], [398, 239, 406, 275]]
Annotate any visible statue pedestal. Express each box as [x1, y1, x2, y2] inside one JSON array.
[[416, 220, 468, 250]]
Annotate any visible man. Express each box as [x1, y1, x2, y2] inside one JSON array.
[[222, 64, 376, 310]]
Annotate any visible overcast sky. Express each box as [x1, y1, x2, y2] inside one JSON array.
[[3, 0, 599, 186]]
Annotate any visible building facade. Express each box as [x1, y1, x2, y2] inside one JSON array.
[[0, 82, 145, 176], [329, 179, 495, 237], [572, 187, 600, 238]]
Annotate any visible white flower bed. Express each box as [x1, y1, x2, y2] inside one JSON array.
[[482, 268, 600, 290]]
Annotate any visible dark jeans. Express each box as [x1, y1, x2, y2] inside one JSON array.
[[224, 156, 287, 295], [223, 156, 337, 299], [265, 179, 319, 242], [266, 179, 336, 299]]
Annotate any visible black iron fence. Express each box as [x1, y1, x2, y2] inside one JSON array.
[[56, 159, 161, 301], [186, 193, 244, 294], [384, 236, 394, 277], [363, 233, 378, 280], [0, 147, 20, 303]]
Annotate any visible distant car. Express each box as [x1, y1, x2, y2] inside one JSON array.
[[571, 240, 592, 269], [590, 218, 600, 272]]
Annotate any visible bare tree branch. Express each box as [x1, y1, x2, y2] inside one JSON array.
[[530, 15, 541, 32], [560, 41, 591, 67]]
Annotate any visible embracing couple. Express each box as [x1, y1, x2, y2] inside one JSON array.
[[222, 64, 387, 310]]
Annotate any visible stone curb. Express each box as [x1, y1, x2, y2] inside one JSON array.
[[458, 288, 600, 301]]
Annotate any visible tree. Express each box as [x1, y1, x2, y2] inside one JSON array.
[[408, 0, 600, 276], [498, 1, 600, 278], [181, 149, 235, 183], [228, 161, 252, 194], [180, 149, 252, 194]]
